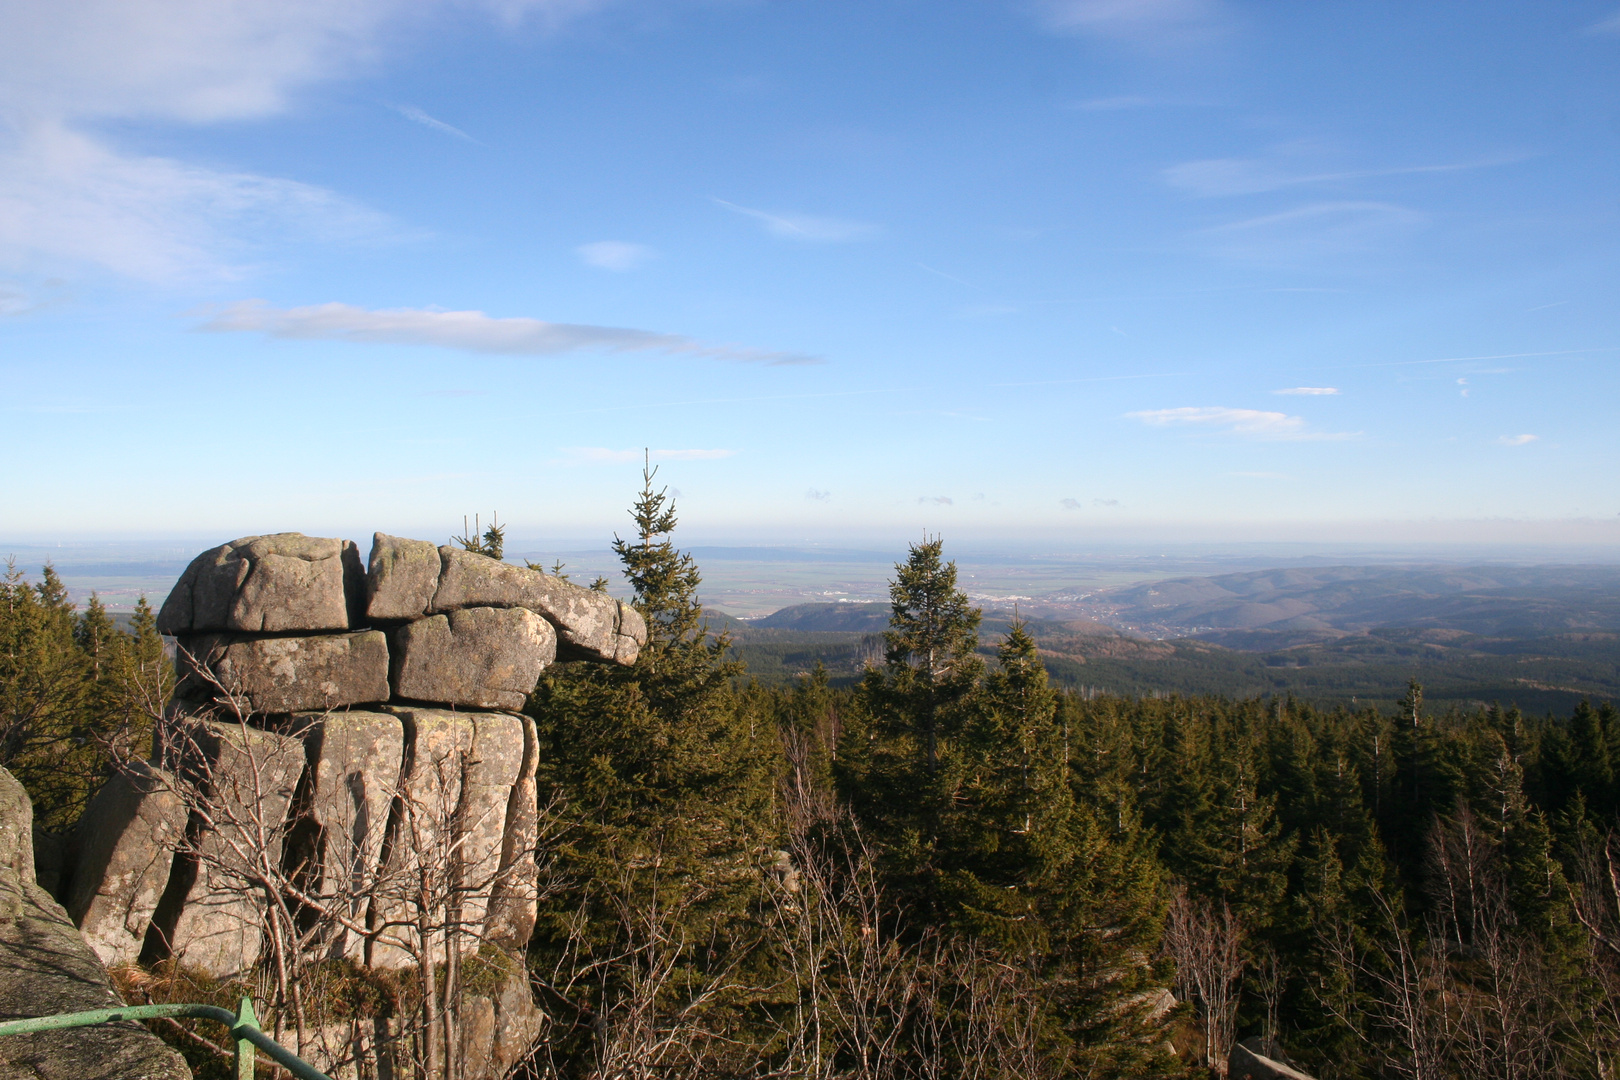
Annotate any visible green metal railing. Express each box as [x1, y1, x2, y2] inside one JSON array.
[[0, 995, 332, 1080]]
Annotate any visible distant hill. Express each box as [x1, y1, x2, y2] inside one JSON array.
[[719, 595, 1620, 714], [751, 602, 890, 632], [1082, 565, 1620, 640]]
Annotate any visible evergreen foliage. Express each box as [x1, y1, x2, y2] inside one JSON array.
[[14, 510, 1620, 1078], [0, 560, 168, 830]]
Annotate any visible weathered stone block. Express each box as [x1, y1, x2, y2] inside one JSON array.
[[292, 710, 405, 961], [147, 713, 306, 978], [177, 630, 390, 715], [0, 768, 32, 881], [157, 532, 364, 635], [65, 763, 187, 968], [1229, 1042, 1317, 1080], [0, 770, 190, 1080], [366, 709, 524, 968], [390, 608, 554, 711], [431, 546, 644, 664], [365, 532, 442, 621], [486, 713, 539, 949]]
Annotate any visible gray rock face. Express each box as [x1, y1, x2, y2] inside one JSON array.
[[431, 546, 644, 664], [157, 532, 364, 635], [0, 772, 31, 882], [458, 712, 525, 936], [0, 768, 190, 1080], [486, 713, 539, 949], [150, 712, 306, 978], [177, 630, 391, 715], [461, 961, 544, 1080], [1229, 1042, 1317, 1080], [296, 710, 406, 962], [367, 709, 524, 969], [365, 532, 442, 622], [390, 608, 555, 712], [65, 763, 188, 968]]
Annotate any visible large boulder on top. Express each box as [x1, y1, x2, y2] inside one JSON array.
[[428, 546, 645, 663], [390, 608, 555, 712], [176, 630, 391, 714], [65, 762, 188, 968], [157, 533, 364, 635], [0, 767, 190, 1080], [365, 533, 442, 622]]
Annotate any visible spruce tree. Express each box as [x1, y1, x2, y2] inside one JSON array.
[[849, 536, 983, 908], [525, 462, 778, 1075]]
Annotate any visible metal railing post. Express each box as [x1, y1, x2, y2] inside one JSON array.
[[234, 995, 259, 1080]]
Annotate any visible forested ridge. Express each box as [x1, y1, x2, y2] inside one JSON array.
[[6, 480, 1620, 1079]]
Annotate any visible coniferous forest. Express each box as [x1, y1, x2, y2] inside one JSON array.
[[6, 474, 1620, 1079]]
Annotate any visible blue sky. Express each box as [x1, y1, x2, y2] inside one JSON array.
[[3, 1, 1619, 548]]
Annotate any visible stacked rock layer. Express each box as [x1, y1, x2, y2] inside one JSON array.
[[63, 532, 646, 979]]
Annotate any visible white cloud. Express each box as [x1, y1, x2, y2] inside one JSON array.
[[1093, 498, 1121, 508], [563, 447, 736, 464], [395, 104, 479, 143], [0, 0, 605, 123], [0, 121, 388, 281], [577, 240, 656, 271], [918, 496, 954, 506], [1060, 497, 1083, 510], [199, 300, 820, 364], [806, 488, 831, 501], [0, 0, 603, 279], [1273, 386, 1340, 395], [713, 199, 880, 243], [1496, 434, 1538, 446], [1127, 405, 1353, 441]]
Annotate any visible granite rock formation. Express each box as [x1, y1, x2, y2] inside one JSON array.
[[56, 529, 646, 1077], [0, 767, 190, 1080]]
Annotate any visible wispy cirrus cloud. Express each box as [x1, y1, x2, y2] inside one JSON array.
[[1068, 95, 1163, 111], [198, 300, 821, 364], [394, 104, 480, 143], [918, 495, 954, 506], [0, 121, 389, 281], [577, 240, 656, 271], [713, 198, 880, 243], [1496, 434, 1538, 446], [1586, 10, 1620, 34], [0, 0, 605, 280], [1274, 386, 1339, 396], [562, 447, 736, 464], [1164, 155, 1512, 198], [806, 488, 831, 502], [1060, 497, 1083, 510], [1127, 406, 1354, 441], [1198, 201, 1425, 263], [1035, 0, 1226, 48]]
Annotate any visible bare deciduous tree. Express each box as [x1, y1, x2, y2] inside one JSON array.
[[1162, 887, 1244, 1077]]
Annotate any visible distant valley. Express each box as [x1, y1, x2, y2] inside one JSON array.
[[721, 565, 1620, 715]]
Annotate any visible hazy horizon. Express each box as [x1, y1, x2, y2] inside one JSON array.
[[4, 2, 1619, 546]]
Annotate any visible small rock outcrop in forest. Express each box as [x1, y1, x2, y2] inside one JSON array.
[[0, 766, 189, 1080], [47, 532, 647, 1079]]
